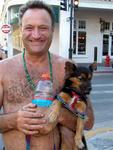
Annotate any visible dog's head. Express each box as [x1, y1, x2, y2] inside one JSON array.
[[64, 61, 95, 95]]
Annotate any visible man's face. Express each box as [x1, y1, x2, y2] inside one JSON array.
[[21, 8, 54, 55]]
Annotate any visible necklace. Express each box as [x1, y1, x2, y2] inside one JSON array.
[[22, 48, 53, 91]]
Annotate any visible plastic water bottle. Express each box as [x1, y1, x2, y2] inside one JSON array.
[[32, 73, 53, 107]]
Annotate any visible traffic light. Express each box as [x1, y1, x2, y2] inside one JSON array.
[[60, 0, 67, 11], [74, 0, 79, 8]]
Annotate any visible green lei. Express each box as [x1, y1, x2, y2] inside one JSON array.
[[22, 48, 53, 91]]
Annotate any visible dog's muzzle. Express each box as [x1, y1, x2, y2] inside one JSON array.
[[84, 86, 92, 94]]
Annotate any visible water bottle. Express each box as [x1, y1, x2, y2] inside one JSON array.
[[32, 73, 54, 107]]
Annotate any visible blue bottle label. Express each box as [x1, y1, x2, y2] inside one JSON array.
[[32, 99, 53, 107]]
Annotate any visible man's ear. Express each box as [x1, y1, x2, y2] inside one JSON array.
[[65, 61, 77, 77]]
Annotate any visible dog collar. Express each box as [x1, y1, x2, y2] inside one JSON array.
[[65, 87, 87, 104], [56, 95, 86, 119]]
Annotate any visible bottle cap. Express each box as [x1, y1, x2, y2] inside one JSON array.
[[41, 73, 50, 80]]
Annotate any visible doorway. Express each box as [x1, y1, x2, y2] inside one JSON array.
[[102, 34, 113, 57]]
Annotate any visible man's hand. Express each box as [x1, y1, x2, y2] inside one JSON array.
[[17, 102, 59, 136], [16, 103, 46, 135]]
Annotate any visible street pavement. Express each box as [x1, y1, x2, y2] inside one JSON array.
[[0, 65, 113, 150], [85, 65, 113, 150], [0, 134, 4, 150], [85, 121, 113, 150]]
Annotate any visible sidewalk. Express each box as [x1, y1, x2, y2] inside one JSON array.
[[85, 121, 113, 150], [94, 65, 113, 74], [78, 62, 113, 74], [86, 129, 113, 150], [85, 65, 113, 149]]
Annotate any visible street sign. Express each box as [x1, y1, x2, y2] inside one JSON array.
[[1, 24, 11, 34]]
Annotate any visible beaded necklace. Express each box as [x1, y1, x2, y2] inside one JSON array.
[[22, 48, 53, 91]]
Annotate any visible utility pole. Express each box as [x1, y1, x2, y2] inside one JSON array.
[[68, 0, 79, 59]]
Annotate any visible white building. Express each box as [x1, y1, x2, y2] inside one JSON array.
[[0, 0, 113, 64], [72, 0, 113, 63]]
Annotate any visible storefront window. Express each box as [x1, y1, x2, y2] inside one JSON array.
[[73, 31, 76, 54], [103, 34, 109, 56], [73, 20, 86, 55], [111, 35, 113, 55], [78, 31, 86, 55], [78, 20, 86, 29], [104, 22, 110, 30]]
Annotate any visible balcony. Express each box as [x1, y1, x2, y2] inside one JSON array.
[[79, 0, 113, 9], [80, 0, 113, 2]]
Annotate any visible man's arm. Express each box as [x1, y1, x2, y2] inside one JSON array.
[[84, 97, 94, 130], [0, 112, 17, 133], [0, 103, 47, 134], [0, 74, 18, 133], [58, 96, 94, 131]]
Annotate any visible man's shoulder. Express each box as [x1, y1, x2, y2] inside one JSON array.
[[51, 53, 77, 66], [0, 53, 22, 68], [51, 53, 69, 64]]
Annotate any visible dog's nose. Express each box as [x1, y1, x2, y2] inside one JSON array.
[[85, 87, 92, 94], [88, 87, 92, 91]]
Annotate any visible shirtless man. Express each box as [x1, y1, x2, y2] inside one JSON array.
[[0, 1, 94, 150]]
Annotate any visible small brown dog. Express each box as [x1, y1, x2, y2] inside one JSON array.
[[49, 61, 95, 150]]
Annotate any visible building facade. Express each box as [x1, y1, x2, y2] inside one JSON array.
[[0, 0, 113, 64], [60, 0, 113, 63], [72, 0, 113, 63]]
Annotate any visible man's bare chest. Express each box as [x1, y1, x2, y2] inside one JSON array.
[[4, 71, 61, 106], [4, 74, 33, 105], [3, 58, 64, 110]]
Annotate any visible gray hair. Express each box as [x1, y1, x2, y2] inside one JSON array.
[[19, 0, 55, 27]]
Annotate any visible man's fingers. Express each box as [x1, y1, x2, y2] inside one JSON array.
[[24, 118, 47, 125], [23, 124, 43, 131], [18, 109, 44, 118], [22, 129, 39, 135], [22, 103, 37, 111], [22, 108, 37, 112]]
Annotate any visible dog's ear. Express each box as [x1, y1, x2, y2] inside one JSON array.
[[65, 61, 77, 78], [89, 62, 97, 72]]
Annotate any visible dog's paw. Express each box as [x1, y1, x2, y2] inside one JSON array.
[[78, 142, 84, 149], [74, 136, 84, 149], [48, 111, 59, 123], [47, 100, 61, 123]]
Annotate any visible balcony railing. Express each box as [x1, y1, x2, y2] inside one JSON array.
[[79, 0, 113, 9], [80, 0, 113, 2]]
